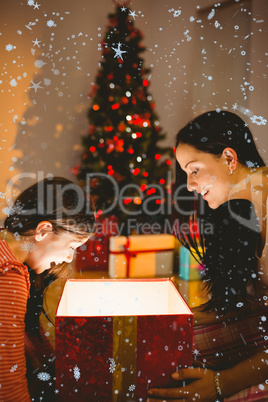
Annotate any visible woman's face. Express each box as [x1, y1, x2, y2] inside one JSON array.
[[176, 143, 233, 209], [26, 229, 89, 273]]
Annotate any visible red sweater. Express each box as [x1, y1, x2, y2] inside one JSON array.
[[0, 239, 31, 401]]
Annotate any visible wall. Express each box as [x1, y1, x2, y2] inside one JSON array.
[[0, 0, 267, 220]]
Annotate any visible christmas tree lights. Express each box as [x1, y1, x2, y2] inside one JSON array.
[[73, 2, 173, 233]]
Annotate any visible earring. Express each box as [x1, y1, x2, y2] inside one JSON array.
[[229, 169, 234, 175]]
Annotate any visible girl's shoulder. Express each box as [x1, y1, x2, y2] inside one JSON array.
[[0, 239, 29, 279]]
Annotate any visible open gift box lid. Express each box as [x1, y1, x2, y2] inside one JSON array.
[[56, 278, 192, 317]]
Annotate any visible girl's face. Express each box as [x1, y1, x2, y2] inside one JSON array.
[[26, 229, 89, 273], [176, 143, 233, 209]]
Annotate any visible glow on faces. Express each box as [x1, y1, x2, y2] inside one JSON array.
[[25, 223, 89, 274], [176, 144, 235, 209]]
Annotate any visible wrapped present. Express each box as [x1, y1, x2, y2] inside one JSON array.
[[179, 246, 204, 281], [76, 215, 118, 271], [109, 234, 175, 278], [55, 278, 193, 401]]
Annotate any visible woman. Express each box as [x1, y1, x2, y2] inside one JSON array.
[[0, 177, 94, 401], [148, 111, 268, 401]]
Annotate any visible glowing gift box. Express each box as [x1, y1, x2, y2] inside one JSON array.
[[179, 246, 204, 281], [55, 278, 193, 401], [109, 234, 175, 278]]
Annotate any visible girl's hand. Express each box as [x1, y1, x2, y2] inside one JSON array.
[[147, 367, 218, 401]]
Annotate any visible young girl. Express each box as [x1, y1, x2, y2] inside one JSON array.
[[0, 177, 94, 401], [148, 111, 268, 401]]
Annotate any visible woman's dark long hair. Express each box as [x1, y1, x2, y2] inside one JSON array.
[[4, 177, 95, 336], [175, 110, 266, 312]]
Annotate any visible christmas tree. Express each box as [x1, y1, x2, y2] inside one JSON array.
[[73, 2, 173, 234]]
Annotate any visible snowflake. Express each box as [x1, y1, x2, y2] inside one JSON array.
[[2, 207, 15, 216], [246, 160, 255, 168], [111, 42, 127, 60], [173, 10, 181, 17], [79, 244, 87, 251], [29, 80, 43, 93], [27, 0, 35, 5], [32, 38, 41, 47], [20, 241, 37, 253], [34, 59, 46, 68], [109, 358, 116, 373], [37, 372, 51, 381], [6, 44, 15, 52], [261, 316, 267, 322], [31, 48, 36, 55], [129, 384, 136, 392], [0, 192, 6, 199], [232, 103, 238, 111], [249, 85, 254, 91], [192, 348, 200, 357], [236, 302, 244, 308], [73, 365, 81, 381], [215, 20, 220, 28], [10, 79, 18, 87], [44, 78, 51, 86], [129, 10, 137, 20], [47, 19, 56, 28], [14, 232, 21, 241], [250, 115, 267, 126], [10, 364, 18, 373], [54, 389, 59, 394], [208, 9, 215, 20]]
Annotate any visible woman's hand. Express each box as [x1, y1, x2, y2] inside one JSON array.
[[147, 367, 218, 401]]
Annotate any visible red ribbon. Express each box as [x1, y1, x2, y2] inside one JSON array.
[[110, 237, 173, 278]]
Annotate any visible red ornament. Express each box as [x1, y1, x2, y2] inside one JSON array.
[[107, 73, 114, 80], [160, 178, 165, 184], [166, 160, 172, 166], [132, 168, 140, 176], [70, 164, 81, 177], [140, 184, 147, 192], [143, 80, 149, 87], [155, 154, 161, 160], [127, 148, 134, 154], [90, 146, 96, 152], [112, 103, 120, 110]]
